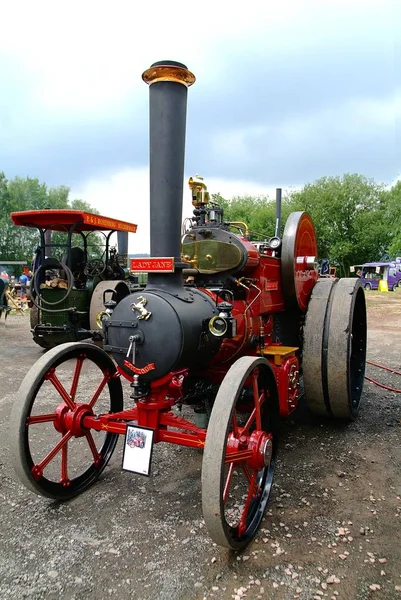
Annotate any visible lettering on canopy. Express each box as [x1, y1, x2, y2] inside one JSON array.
[[83, 214, 137, 232], [130, 258, 175, 272]]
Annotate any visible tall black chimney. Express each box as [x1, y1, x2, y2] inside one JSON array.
[[142, 60, 195, 287]]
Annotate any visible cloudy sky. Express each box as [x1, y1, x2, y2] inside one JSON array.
[[1, 0, 399, 252]]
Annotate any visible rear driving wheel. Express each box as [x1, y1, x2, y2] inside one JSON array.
[[10, 342, 123, 499], [303, 278, 367, 420], [327, 278, 367, 419], [202, 356, 278, 550], [302, 278, 338, 417]]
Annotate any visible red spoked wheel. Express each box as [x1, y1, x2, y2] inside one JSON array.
[[10, 342, 123, 499], [202, 356, 279, 550]]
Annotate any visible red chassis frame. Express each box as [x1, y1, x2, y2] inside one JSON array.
[[39, 354, 297, 468], [84, 369, 209, 450], [31, 348, 297, 486]]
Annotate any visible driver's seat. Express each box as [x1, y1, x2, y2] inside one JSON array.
[[67, 247, 86, 273], [60, 247, 87, 289]]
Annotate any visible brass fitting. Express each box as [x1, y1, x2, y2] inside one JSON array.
[[142, 63, 195, 87], [228, 221, 250, 237], [189, 175, 210, 207]]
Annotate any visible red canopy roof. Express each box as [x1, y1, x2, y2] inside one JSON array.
[[11, 210, 138, 234]]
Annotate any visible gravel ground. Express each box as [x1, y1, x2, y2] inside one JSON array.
[[0, 291, 400, 600]]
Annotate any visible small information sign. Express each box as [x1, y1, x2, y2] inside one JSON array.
[[122, 424, 154, 476]]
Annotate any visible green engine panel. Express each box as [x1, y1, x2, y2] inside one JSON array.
[[39, 288, 90, 329]]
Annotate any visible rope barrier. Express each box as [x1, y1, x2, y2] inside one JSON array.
[[365, 360, 401, 393]]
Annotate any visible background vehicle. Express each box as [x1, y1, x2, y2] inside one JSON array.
[[10, 209, 138, 348], [352, 260, 401, 291]]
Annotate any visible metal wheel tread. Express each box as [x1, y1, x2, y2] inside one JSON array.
[[327, 278, 367, 420], [303, 278, 338, 417]]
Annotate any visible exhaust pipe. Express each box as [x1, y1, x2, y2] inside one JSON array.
[[117, 231, 128, 267], [142, 60, 195, 287], [275, 188, 282, 239]]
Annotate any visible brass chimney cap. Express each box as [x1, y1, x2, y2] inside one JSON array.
[[142, 60, 195, 87]]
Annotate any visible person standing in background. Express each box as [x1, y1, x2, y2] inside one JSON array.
[[19, 272, 28, 298]]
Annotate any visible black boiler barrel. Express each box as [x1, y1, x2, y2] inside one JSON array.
[[142, 60, 195, 286]]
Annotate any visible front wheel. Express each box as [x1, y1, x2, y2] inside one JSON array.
[[10, 342, 123, 499], [364, 282, 372, 291], [202, 356, 279, 550]]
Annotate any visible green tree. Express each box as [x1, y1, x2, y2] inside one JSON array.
[[286, 174, 390, 275], [215, 193, 278, 239], [215, 174, 392, 277], [384, 180, 401, 257], [0, 173, 100, 268]]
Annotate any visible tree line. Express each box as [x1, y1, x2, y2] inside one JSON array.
[[1, 171, 400, 277], [215, 173, 401, 277], [0, 172, 99, 273]]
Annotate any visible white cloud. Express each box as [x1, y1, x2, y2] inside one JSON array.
[[71, 169, 150, 253], [1, 0, 398, 190], [1, 0, 394, 116], [70, 168, 280, 253], [209, 91, 401, 172]]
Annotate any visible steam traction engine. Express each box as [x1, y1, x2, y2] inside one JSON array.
[[10, 61, 367, 550]]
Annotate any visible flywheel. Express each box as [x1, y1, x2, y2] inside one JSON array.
[[281, 211, 318, 312]]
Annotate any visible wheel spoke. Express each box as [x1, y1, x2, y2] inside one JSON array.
[[223, 463, 235, 505], [85, 431, 101, 464], [27, 413, 56, 425], [231, 411, 239, 437], [69, 356, 85, 401], [252, 371, 262, 430], [242, 463, 253, 484], [61, 441, 69, 484], [46, 368, 75, 410], [242, 408, 256, 435], [241, 373, 265, 435], [35, 431, 73, 474], [88, 373, 110, 409], [238, 470, 258, 535]]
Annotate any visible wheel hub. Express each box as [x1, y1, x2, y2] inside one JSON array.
[[227, 429, 273, 471], [248, 431, 273, 470], [54, 403, 94, 437], [260, 436, 273, 467]]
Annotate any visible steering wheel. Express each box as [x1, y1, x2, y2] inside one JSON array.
[[84, 259, 106, 278], [32, 259, 74, 312]]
